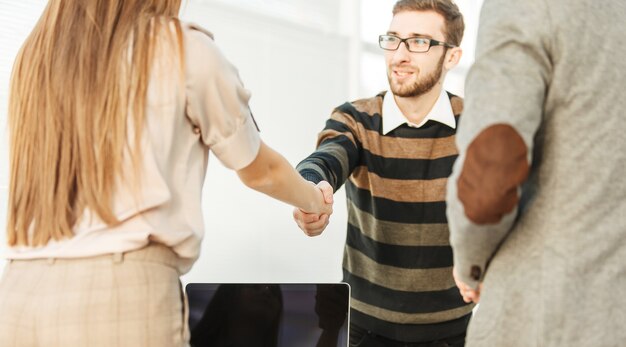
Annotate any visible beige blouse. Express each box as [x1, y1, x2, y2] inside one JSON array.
[[5, 23, 261, 274]]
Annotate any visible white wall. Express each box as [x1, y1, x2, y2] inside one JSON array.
[[178, 1, 351, 284]]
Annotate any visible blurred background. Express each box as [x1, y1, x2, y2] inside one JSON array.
[[0, 0, 484, 283]]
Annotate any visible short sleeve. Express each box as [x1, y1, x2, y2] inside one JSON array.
[[183, 24, 261, 170]]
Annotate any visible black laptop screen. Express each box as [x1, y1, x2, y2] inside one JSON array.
[[186, 283, 350, 347]]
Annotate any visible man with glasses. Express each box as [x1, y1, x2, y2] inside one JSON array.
[[293, 1, 473, 346]]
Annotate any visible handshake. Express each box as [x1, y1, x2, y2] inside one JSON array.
[[292, 181, 334, 237]]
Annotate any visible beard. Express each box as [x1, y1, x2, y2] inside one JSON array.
[[388, 52, 446, 98]]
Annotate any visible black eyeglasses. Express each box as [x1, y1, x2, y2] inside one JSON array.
[[379, 34, 456, 53]]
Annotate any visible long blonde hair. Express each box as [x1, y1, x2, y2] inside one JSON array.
[[8, 0, 184, 247]]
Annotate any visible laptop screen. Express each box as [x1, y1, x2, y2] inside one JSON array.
[[186, 283, 350, 347]]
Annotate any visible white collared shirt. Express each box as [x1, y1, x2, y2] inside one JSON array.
[[382, 89, 457, 135]]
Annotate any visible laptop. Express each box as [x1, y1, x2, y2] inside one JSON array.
[[186, 283, 350, 347]]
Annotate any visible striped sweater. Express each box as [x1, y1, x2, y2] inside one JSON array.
[[297, 91, 474, 342]]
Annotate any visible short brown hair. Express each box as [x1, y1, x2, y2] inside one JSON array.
[[393, 0, 465, 46]]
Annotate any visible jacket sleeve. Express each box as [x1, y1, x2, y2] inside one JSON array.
[[446, 0, 552, 288]]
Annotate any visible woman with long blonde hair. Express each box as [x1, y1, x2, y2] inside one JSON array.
[[0, 1, 332, 345]]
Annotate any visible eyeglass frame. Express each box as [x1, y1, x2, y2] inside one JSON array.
[[378, 34, 457, 53]]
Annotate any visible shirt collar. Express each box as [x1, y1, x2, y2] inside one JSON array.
[[382, 89, 457, 135]]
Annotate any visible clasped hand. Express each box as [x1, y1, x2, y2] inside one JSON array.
[[293, 181, 334, 237], [453, 267, 482, 304]]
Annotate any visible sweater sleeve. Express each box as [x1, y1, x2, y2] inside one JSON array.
[[296, 106, 361, 192]]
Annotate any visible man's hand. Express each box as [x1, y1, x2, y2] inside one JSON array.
[[453, 267, 482, 304], [293, 181, 333, 237]]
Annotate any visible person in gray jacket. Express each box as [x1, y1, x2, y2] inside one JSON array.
[[446, 0, 626, 346]]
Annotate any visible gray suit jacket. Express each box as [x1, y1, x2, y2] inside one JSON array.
[[446, 0, 626, 346]]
